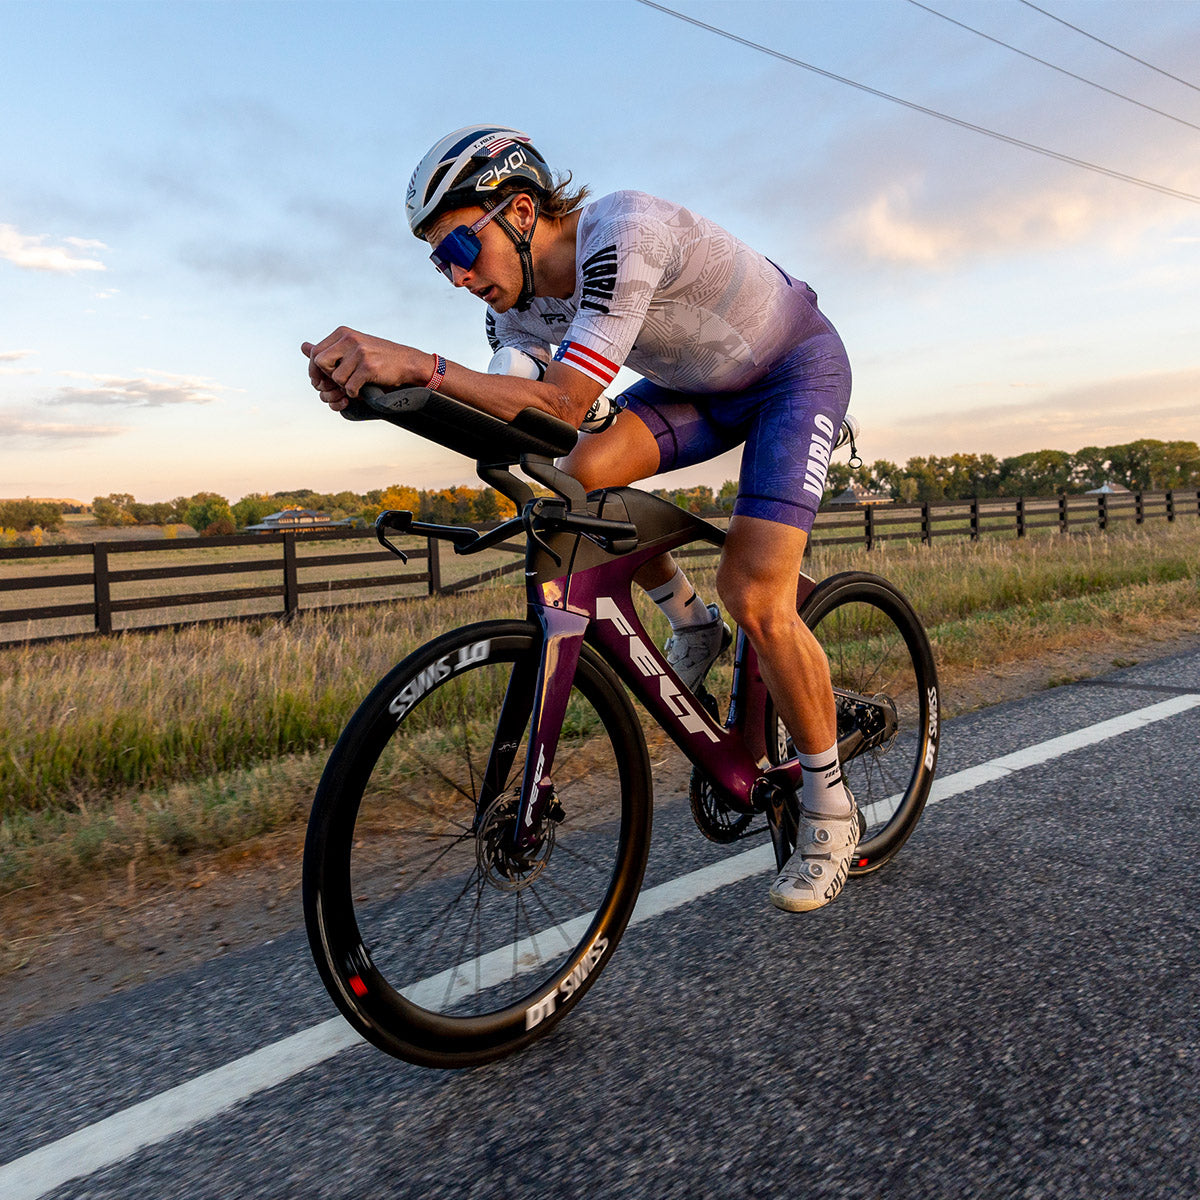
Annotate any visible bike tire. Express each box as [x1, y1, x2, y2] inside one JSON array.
[[303, 619, 652, 1068], [768, 572, 939, 875]]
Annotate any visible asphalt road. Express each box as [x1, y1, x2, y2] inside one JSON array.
[[3, 648, 1199, 1200]]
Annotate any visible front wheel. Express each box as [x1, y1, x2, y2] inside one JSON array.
[[303, 619, 652, 1068], [768, 572, 939, 874]]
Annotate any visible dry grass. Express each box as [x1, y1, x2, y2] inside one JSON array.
[[1, 519, 1197, 896]]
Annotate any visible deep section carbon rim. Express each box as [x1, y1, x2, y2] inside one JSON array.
[[303, 620, 651, 1067]]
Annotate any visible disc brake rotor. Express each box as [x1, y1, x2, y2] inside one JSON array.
[[476, 788, 556, 892]]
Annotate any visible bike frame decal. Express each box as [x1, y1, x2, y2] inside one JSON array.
[[593, 596, 720, 744], [557, 566, 765, 807]]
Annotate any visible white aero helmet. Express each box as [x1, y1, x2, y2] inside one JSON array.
[[405, 124, 553, 239]]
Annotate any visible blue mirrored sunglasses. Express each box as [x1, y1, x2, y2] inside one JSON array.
[[428, 194, 516, 281]]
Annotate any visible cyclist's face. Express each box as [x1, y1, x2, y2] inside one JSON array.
[[425, 199, 530, 311]]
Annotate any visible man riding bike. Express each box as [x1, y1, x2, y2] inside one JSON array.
[[303, 124, 855, 912]]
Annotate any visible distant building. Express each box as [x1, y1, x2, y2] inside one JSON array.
[[828, 483, 891, 507], [243, 508, 354, 533], [1085, 481, 1130, 495]]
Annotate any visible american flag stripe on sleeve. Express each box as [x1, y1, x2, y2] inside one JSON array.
[[553, 341, 619, 387]]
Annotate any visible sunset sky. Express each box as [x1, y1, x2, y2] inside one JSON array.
[[3, 0, 1198, 503]]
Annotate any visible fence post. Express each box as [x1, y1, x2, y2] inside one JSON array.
[[428, 537, 442, 594], [864, 505, 875, 551], [1098, 493, 1108, 532], [969, 497, 980, 542], [1166, 490, 1175, 523], [1135, 491, 1145, 525], [1016, 496, 1026, 538], [921, 501, 931, 546], [1058, 493, 1068, 533], [93, 543, 113, 635], [282, 532, 299, 618]]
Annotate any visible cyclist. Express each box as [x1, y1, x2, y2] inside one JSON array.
[[303, 125, 855, 913]]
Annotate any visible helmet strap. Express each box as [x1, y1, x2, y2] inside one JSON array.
[[491, 195, 541, 311]]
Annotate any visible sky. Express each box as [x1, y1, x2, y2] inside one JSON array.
[[2, 0, 1198, 504]]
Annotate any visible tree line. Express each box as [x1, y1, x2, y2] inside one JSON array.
[[4, 437, 1197, 540], [823, 439, 1200, 503], [82, 485, 521, 536]]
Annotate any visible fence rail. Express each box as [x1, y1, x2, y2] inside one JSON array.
[[2, 489, 1196, 645]]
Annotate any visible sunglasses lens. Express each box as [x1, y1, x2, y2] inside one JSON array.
[[429, 228, 481, 280]]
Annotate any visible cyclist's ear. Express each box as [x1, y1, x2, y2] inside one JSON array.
[[507, 192, 539, 234]]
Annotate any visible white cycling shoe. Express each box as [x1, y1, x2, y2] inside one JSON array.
[[663, 603, 732, 692], [768, 796, 860, 913]]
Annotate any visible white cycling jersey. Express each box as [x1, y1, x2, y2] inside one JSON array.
[[486, 190, 830, 394]]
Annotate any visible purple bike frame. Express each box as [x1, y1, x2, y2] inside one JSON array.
[[510, 488, 814, 847]]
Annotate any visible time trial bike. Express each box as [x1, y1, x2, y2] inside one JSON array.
[[303, 385, 939, 1069]]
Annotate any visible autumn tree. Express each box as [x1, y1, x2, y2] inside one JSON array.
[[183, 492, 235, 535], [92, 493, 138, 526], [0, 499, 63, 531]]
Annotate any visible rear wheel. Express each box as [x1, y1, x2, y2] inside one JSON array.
[[768, 572, 939, 874], [303, 620, 652, 1068]]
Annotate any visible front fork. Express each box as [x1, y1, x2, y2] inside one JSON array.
[[492, 604, 589, 852]]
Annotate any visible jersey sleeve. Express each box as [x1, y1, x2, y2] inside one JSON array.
[[552, 202, 673, 389], [485, 309, 551, 368]]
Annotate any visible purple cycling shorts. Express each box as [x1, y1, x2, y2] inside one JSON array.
[[620, 325, 852, 533]]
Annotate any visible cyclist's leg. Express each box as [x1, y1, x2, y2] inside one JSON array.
[[709, 327, 857, 910], [559, 394, 674, 586], [562, 389, 736, 692], [718, 516, 835, 754]]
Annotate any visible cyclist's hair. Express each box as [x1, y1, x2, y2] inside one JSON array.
[[495, 171, 590, 221]]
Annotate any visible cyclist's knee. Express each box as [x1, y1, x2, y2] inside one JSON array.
[[562, 438, 626, 490], [560, 416, 659, 490], [717, 571, 789, 641]]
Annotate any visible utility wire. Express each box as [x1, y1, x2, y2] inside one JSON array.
[[1018, 0, 1200, 94], [905, 0, 1200, 133], [633, 0, 1200, 205]]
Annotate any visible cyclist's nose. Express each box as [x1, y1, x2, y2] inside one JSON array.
[[449, 262, 472, 288]]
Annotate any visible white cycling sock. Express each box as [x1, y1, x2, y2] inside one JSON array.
[[646, 566, 713, 632], [798, 744, 852, 817]]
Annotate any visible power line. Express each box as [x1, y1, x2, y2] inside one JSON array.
[[1018, 0, 1200, 94], [905, 0, 1200, 133], [633, 0, 1200, 205]]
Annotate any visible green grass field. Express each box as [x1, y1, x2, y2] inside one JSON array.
[[1, 519, 1197, 894]]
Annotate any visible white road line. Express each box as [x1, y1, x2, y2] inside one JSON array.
[[3, 692, 1198, 1200]]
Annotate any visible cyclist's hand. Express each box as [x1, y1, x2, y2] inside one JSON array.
[[301, 341, 352, 411], [302, 328, 421, 410]]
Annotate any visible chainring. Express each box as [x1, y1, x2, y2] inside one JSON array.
[[688, 768, 756, 843]]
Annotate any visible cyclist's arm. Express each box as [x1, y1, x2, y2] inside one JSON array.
[[302, 328, 603, 428]]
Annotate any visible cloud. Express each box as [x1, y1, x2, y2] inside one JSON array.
[[873, 368, 1200, 459], [176, 197, 403, 291], [0, 224, 107, 272], [768, 48, 1200, 273], [834, 179, 1106, 267], [51, 370, 233, 408], [0, 411, 124, 443], [178, 241, 322, 288], [0, 350, 38, 377]]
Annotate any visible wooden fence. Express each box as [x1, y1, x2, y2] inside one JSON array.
[[2, 488, 1196, 645]]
